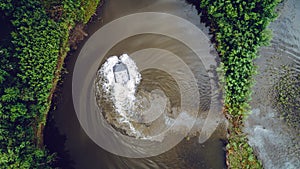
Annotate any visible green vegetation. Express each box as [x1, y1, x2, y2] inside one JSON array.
[[0, 0, 100, 168], [272, 65, 300, 130], [0, 0, 284, 168], [226, 127, 261, 168], [196, 0, 281, 168]]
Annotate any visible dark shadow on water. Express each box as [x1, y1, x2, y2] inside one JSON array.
[[44, 109, 75, 169], [185, 0, 201, 13]]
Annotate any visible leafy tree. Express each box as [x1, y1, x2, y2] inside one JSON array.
[[197, 0, 281, 168], [0, 0, 101, 168]]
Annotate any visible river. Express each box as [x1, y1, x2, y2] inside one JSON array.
[[44, 0, 300, 168], [44, 0, 227, 169], [244, 0, 300, 168]]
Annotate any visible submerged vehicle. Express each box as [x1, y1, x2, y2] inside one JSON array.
[[113, 60, 130, 84]]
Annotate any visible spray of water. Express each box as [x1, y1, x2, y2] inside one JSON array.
[[96, 54, 144, 137], [95, 54, 177, 139]]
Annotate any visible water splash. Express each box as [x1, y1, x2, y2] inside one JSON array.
[[95, 54, 177, 139], [246, 0, 300, 168], [96, 54, 144, 137]]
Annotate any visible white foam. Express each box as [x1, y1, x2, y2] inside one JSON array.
[[96, 54, 195, 141], [244, 107, 300, 169], [97, 54, 143, 137]]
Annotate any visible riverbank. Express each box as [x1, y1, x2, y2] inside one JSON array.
[[187, 0, 281, 168], [43, 0, 227, 168], [0, 0, 284, 168], [36, 0, 104, 148], [43, 0, 280, 168], [0, 0, 101, 168], [244, 0, 300, 168]]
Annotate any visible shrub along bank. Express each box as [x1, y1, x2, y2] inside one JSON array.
[[195, 0, 281, 168], [0, 0, 100, 168]]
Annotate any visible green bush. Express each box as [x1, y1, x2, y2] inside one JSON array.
[[197, 0, 281, 168], [0, 0, 101, 168], [199, 0, 280, 116]]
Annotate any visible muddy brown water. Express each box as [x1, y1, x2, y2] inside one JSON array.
[[44, 0, 227, 169]]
